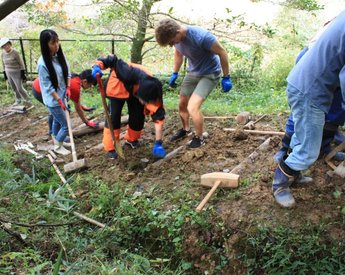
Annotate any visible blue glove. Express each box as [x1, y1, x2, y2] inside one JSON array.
[[152, 140, 166, 158], [92, 65, 102, 80], [169, 72, 178, 88], [221, 75, 233, 93]]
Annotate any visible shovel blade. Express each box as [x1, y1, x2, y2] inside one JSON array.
[[115, 140, 125, 159]]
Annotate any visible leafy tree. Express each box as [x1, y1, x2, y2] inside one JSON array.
[[250, 0, 323, 11]]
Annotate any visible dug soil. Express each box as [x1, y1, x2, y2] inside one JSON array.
[[1, 104, 345, 272]]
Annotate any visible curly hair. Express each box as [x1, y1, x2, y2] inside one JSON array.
[[155, 18, 180, 46]]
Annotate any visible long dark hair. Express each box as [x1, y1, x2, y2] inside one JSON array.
[[39, 29, 69, 90]]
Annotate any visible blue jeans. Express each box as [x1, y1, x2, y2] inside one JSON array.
[[285, 84, 325, 171], [48, 106, 68, 142]]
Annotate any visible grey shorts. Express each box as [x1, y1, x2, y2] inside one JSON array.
[[180, 72, 221, 99]]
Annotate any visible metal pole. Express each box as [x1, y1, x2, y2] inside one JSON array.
[[19, 37, 27, 73], [30, 48, 32, 80]]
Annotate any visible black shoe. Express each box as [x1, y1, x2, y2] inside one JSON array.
[[188, 136, 205, 148], [108, 150, 118, 159], [124, 140, 140, 149], [170, 128, 190, 142]]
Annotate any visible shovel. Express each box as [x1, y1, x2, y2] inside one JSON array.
[[196, 172, 239, 212], [96, 74, 124, 159]]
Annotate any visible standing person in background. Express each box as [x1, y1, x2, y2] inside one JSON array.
[[0, 37, 31, 106], [155, 18, 232, 148], [272, 11, 345, 208], [37, 29, 71, 156], [32, 69, 99, 138]]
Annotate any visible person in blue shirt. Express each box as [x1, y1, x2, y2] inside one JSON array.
[[37, 29, 71, 156], [155, 19, 232, 148], [274, 18, 345, 164], [272, 11, 345, 208]]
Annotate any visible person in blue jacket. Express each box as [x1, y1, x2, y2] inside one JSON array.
[[274, 47, 345, 164], [272, 11, 345, 208]]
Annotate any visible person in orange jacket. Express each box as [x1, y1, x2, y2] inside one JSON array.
[[32, 69, 99, 137], [91, 54, 166, 159]]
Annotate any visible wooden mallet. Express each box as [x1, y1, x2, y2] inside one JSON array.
[[196, 172, 239, 212], [63, 99, 88, 173]]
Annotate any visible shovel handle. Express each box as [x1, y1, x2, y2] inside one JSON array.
[[96, 74, 124, 159], [47, 154, 76, 198], [196, 180, 221, 212], [64, 98, 78, 162]]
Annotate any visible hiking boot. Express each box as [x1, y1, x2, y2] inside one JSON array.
[[188, 136, 205, 149], [124, 140, 140, 149], [170, 128, 190, 142], [107, 150, 118, 159]]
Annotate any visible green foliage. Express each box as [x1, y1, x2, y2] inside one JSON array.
[[240, 224, 345, 274], [52, 248, 63, 275], [263, 48, 296, 89], [251, 0, 324, 11], [0, 145, 22, 186], [0, 249, 51, 274], [285, 0, 324, 11], [23, 1, 68, 27]]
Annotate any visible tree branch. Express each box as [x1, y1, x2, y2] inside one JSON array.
[[0, 216, 79, 227]]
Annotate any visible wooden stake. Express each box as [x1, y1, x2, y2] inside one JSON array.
[[224, 128, 285, 136], [325, 141, 345, 162], [72, 211, 105, 228]]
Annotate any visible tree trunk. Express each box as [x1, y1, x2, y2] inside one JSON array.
[[130, 1, 154, 63], [0, 0, 30, 21]]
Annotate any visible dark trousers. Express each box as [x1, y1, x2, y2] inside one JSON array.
[[108, 96, 144, 131]]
